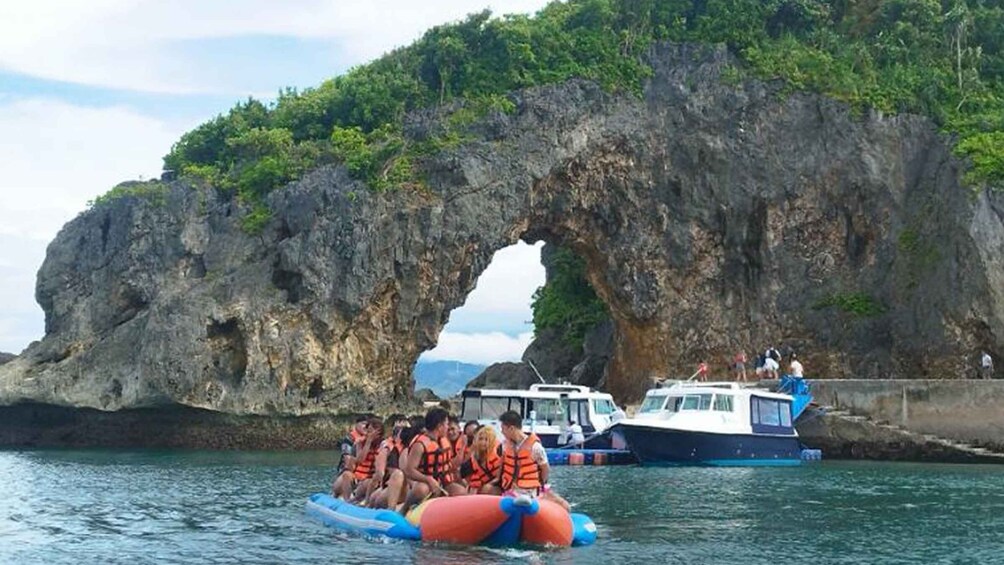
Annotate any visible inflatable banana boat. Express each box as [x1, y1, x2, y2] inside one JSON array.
[[305, 493, 597, 547]]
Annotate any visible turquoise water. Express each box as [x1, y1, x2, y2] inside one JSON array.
[[2, 450, 1003, 564]]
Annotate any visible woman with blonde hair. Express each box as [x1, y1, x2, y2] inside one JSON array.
[[461, 426, 503, 495]]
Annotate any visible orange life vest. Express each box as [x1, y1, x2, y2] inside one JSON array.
[[410, 433, 452, 485], [350, 428, 366, 443], [353, 438, 379, 480], [451, 436, 467, 463], [467, 450, 501, 489], [501, 433, 543, 491]]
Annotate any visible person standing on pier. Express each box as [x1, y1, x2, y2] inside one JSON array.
[[981, 351, 994, 380], [733, 351, 747, 382]]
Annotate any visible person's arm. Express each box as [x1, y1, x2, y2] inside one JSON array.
[[369, 444, 389, 497], [533, 443, 550, 486], [451, 436, 467, 472]]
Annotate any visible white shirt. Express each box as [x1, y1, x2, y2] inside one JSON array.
[[569, 423, 585, 445], [790, 360, 804, 377], [982, 353, 993, 368]]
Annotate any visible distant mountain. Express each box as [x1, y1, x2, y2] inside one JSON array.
[[413, 360, 486, 398]]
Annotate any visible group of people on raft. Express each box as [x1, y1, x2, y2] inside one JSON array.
[[331, 407, 570, 514]]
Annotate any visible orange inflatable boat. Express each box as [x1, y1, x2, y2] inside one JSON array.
[[305, 493, 597, 547]]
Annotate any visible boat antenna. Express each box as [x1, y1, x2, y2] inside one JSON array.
[[526, 359, 547, 384]]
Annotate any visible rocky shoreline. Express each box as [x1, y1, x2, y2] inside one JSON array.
[[0, 403, 354, 450], [4, 378, 1004, 463]]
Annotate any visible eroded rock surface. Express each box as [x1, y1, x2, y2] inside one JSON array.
[[2, 43, 1003, 417]]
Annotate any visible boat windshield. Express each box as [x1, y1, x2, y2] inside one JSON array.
[[592, 399, 616, 415], [680, 394, 713, 411], [639, 395, 668, 413]]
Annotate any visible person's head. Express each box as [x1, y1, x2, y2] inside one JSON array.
[[499, 411, 524, 442], [570, 418, 577, 426], [463, 421, 479, 440], [367, 417, 384, 439], [791, 353, 798, 361], [424, 408, 450, 437], [438, 399, 452, 412], [409, 414, 426, 431], [385, 413, 408, 432], [447, 417, 461, 441], [472, 426, 498, 460], [353, 415, 368, 433], [398, 425, 417, 447]]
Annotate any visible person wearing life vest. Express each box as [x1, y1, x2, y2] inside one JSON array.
[[330, 415, 369, 497], [367, 415, 413, 510], [445, 415, 467, 483], [498, 410, 571, 512], [401, 408, 467, 513], [462, 425, 502, 494], [333, 417, 383, 501]]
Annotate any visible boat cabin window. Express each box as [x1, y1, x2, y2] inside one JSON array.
[[712, 394, 734, 412], [750, 396, 794, 433], [526, 398, 563, 425], [639, 395, 668, 413], [591, 399, 616, 415], [462, 396, 524, 421], [569, 399, 592, 427], [681, 394, 713, 411]]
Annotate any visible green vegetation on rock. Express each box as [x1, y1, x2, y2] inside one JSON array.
[[814, 292, 887, 317], [88, 180, 168, 208], [151, 0, 1004, 215], [531, 248, 609, 345]]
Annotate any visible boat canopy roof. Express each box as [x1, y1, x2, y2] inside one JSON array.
[[462, 383, 613, 400], [644, 381, 793, 402]]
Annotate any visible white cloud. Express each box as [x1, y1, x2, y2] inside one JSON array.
[[461, 241, 545, 314], [421, 331, 534, 365], [0, 98, 187, 351], [0, 0, 552, 94]]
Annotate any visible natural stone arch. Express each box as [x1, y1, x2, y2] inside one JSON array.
[[3, 43, 1003, 416]]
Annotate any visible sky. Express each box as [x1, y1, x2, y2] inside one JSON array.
[[0, 0, 551, 364]]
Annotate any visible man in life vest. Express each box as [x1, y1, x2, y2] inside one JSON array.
[[402, 408, 467, 513], [367, 416, 414, 510], [461, 425, 502, 494], [498, 410, 571, 512], [334, 417, 384, 501], [330, 415, 368, 496]]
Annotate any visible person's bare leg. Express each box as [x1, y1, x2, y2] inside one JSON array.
[[445, 482, 467, 496], [401, 482, 431, 515], [384, 470, 405, 510], [478, 484, 502, 495], [368, 486, 387, 509], [334, 471, 355, 500], [542, 490, 571, 513]]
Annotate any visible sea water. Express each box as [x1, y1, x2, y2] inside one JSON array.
[[1, 449, 1002, 564]]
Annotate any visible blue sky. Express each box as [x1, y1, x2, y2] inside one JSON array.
[[0, 0, 550, 363]]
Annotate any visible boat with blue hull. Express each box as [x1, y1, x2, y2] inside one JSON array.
[[609, 381, 812, 467]]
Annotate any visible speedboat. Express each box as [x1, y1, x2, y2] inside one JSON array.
[[459, 383, 623, 448], [608, 381, 804, 466]]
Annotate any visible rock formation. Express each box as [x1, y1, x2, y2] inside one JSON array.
[[2, 43, 1003, 422], [0, 353, 14, 366]]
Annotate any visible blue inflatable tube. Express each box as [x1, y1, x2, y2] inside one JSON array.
[[305, 492, 597, 547], [305, 493, 420, 540]]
